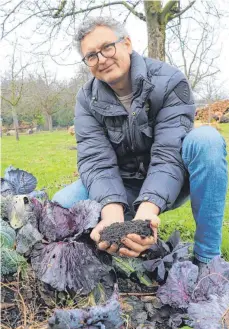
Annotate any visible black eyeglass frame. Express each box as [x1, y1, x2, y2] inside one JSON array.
[[82, 37, 124, 67]]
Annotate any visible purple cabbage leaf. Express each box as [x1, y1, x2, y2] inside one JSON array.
[[143, 231, 193, 282], [28, 190, 48, 200], [1, 178, 14, 197], [39, 200, 101, 242], [48, 285, 123, 329], [188, 293, 229, 329], [4, 165, 37, 195], [30, 241, 109, 294], [192, 256, 229, 302], [156, 261, 199, 309]]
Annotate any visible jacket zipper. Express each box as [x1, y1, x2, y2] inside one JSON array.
[[126, 119, 134, 152], [129, 79, 144, 152]]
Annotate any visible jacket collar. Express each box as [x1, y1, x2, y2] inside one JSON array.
[[91, 51, 154, 115], [130, 50, 149, 94]]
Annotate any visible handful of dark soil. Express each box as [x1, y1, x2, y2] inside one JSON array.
[[100, 220, 153, 247]]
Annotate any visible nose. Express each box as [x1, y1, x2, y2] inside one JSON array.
[[97, 52, 107, 64]]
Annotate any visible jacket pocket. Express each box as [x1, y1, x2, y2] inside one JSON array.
[[140, 124, 153, 138], [107, 129, 124, 150], [137, 124, 154, 151]]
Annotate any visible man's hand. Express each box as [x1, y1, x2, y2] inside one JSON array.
[[119, 201, 160, 258], [119, 215, 160, 257], [90, 203, 124, 254]]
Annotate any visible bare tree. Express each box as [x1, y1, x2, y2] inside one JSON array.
[[165, 5, 222, 91], [1, 61, 93, 131], [31, 62, 91, 131], [143, 1, 197, 60], [195, 77, 228, 103], [0, 0, 200, 61], [1, 0, 227, 102], [1, 42, 29, 140], [32, 64, 64, 131]]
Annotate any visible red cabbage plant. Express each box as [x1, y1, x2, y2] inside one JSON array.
[[39, 200, 101, 242], [48, 284, 123, 329]]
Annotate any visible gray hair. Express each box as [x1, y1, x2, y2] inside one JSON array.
[[74, 16, 129, 55]]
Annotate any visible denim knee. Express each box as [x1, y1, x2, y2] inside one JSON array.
[[182, 126, 227, 167], [52, 179, 89, 208]]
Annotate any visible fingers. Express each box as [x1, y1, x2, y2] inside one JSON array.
[[150, 217, 160, 228], [122, 238, 144, 253], [91, 225, 119, 254], [152, 228, 158, 243], [90, 229, 100, 243], [126, 234, 155, 246], [106, 243, 119, 254], [98, 241, 110, 249], [119, 247, 139, 258], [119, 233, 156, 257], [121, 237, 148, 253], [90, 221, 106, 243], [97, 241, 119, 254]]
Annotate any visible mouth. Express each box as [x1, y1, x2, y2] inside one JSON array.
[[99, 64, 115, 72]]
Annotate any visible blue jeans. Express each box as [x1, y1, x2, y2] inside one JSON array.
[[52, 126, 228, 263]]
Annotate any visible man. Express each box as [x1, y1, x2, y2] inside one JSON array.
[[53, 17, 228, 264]]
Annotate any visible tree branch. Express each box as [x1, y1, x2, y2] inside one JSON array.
[[160, 1, 178, 23], [168, 0, 196, 22], [166, 7, 220, 92], [123, 0, 141, 24], [53, 0, 67, 18], [1, 8, 57, 39], [187, 27, 206, 77], [1, 0, 24, 37], [52, 1, 146, 22], [177, 25, 188, 77], [191, 70, 220, 90], [1, 95, 14, 106]]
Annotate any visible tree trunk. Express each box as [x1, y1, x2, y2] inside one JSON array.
[[45, 113, 53, 131], [11, 105, 19, 141], [0, 118, 2, 138], [144, 1, 166, 61]]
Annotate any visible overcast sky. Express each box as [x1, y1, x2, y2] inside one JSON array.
[[1, 0, 229, 96]]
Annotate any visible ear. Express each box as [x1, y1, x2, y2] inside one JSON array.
[[124, 36, 133, 55]]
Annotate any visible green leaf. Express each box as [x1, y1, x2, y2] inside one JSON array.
[[113, 256, 153, 287], [0, 218, 16, 248], [0, 247, 27, 276], [137, 273, 154, 287]]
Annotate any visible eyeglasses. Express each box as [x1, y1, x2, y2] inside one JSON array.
[[82, 37, 124, 67]]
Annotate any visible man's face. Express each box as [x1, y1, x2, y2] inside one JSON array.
[[81, 26, 132, 85]]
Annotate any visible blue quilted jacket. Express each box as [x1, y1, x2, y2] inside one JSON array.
[[74, 51, 195, 213]]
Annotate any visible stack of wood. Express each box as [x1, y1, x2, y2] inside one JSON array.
[[195, 100, 229, 122]]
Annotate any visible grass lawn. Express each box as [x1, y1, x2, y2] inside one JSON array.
[[1, 130, 78, 198], [1, 124, 229, 260]]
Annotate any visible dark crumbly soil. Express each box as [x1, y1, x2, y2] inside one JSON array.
[[118, 277, 158, 294], [1, 271, 172, 329], [0, 271, 53, 328], [1, 275, 20, 329], [100, 220, 153, 247]]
